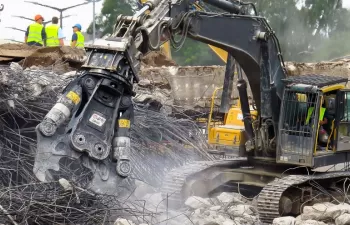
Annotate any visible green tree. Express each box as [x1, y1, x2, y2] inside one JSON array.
[[250, 0, 349, 61], [87, 0, 136, 36], [172, 40, 223, 66], [311, 31, 350, 61], [89, 0, 350, 64]]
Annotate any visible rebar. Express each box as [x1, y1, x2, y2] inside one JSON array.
[[0, 63, 213, 224]]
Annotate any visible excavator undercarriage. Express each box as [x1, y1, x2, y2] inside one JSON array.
[[161, 159, 350, 223], [160, 72, 350, 223]]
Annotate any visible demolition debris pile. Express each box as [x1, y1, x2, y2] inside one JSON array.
[[115, 188, 350, 225], [0, 44, 213, 224]]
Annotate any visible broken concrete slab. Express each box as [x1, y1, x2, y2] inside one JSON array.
[[0, 44, 87, 73], [138, 59, 350, 112], [185, 196, 212, 209], [273, 216, 296, 225]]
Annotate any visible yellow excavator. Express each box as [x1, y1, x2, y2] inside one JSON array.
[[207, 77, 258, 155], [140, 0, 258, 153]]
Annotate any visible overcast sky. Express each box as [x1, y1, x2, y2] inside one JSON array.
[[0, 0, 350, 42], [0, 0, 103, 42]]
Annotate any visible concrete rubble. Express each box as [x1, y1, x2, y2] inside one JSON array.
[[115, 187, 350, 225], [113, 188, 261, 225], [274, 202, 350, 225]]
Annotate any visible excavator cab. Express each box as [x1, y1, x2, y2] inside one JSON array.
[[277, 74, 350, 168]]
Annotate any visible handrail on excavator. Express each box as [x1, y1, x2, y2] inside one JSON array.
[[207, 87, 223, 133]]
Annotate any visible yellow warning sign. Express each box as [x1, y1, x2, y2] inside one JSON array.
[[66, 91, 81, 105], [118, 119, 130, 128]]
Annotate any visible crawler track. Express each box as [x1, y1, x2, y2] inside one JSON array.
[[161, 160, 350, 223], [161, 160, 219, 207], [257, 171, 350, 223]]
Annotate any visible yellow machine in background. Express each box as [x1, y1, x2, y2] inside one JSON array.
[[207, 87, 258, 154]]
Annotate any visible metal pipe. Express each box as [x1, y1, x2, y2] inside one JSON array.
[[85, 0, 101, 44], [237, 79, 255, 140], [93, 0, 95, 44], [203, 0, 242, 14], [134, 5, 150, 18], [208, 87, 223, 134], [144, 0, 162, 10], [60, 11, 63, 28]]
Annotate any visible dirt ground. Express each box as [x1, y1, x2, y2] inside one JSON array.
[[0, 43, 40, 51], [141, 51, 177, 67]]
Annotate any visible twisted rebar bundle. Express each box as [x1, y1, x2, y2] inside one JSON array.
[[0, 63, 213, 224]]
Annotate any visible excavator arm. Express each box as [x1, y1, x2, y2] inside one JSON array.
[[114, 0, 287, 148]]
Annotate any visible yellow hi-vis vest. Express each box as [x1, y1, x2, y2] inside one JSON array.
[[305, 107, 326, 125], [72, 31, 85, 48], [27, 23, 44, 45], [45, 24, 60, 47]]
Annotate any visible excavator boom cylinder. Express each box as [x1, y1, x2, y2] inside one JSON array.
[[143, 0, 163, 10], [203, 0, 243, 14]]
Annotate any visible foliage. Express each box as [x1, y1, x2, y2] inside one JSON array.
[[172, 39, 223, 66], [249, 0, 348, 61], [311, 31, 350, 61], [89, 0, 350, 65], [87, 0, 136, 36]]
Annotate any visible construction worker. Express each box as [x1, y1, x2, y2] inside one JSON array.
[[71, 24, 85, 48], [305, 98, 329, 149], [25, 14, 46, 46], [45, 16, 64, 47], [305, 100, 328, 128]]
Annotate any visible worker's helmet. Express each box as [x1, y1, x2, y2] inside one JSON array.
[[34, 14, 44, 21], [72, 23, 82, 30]]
